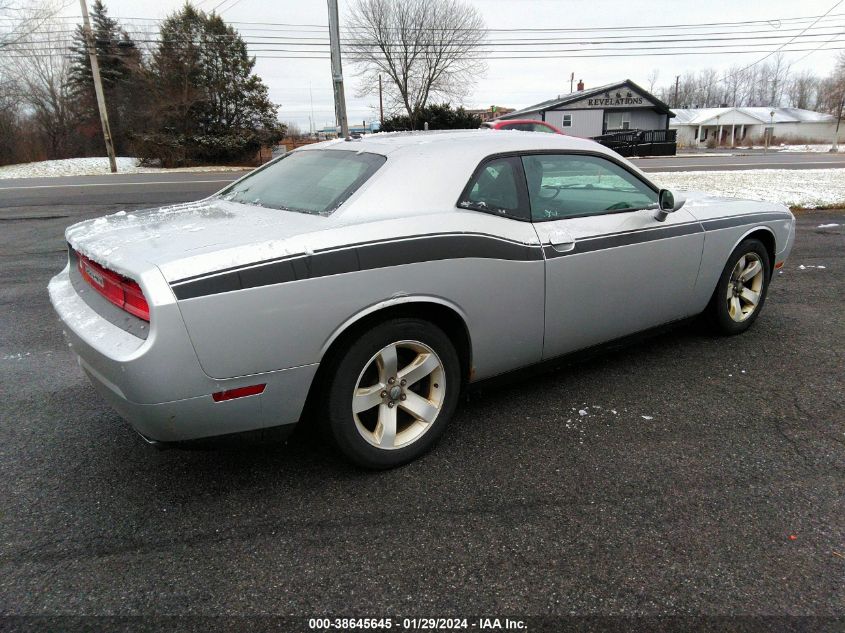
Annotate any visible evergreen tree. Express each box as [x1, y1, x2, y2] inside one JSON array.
[[67, 0, 143, 154], [144, 4, 282, 165], [380, 103, 482, 132]]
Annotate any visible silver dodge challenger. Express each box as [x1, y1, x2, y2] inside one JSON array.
[[49, 131, 795, 468]]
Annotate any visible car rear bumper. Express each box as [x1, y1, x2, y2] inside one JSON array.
[[48, 264, 317, 442]]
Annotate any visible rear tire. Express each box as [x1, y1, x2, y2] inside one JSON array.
[[320, 318, 461, 469], [707, 238, 771, 335]]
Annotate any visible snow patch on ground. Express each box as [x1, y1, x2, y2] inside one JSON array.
[[651, 168, 845, 208], [0, 157, 247, 180], [733, 144, 843, 153], [775, 144, 843, 153], [817, 223, 840, 228], [2, 352, 31, 361]]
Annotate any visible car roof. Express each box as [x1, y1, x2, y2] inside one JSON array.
[[300, 129, 601, 158], [292, 130, 654, 223]]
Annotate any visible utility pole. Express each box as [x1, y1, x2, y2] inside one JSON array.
[[327, 0, 349, 139], [309, 81, 315, 135], [378, 74, 384, 125], [570, 72, 574, 93], [673, 75, 680, 108], [831, 91, 844, 152], [79, 0, 117, 173]]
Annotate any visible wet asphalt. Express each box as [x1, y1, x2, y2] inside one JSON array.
[[0, 183, 842, 623]]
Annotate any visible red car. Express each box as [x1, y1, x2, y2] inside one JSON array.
[[481, 119, 564, 134]]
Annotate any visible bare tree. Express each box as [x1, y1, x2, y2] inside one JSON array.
[[646, 68, 659, 93], [655, 57, 834, 111], [283, 121, 304, 138], [346, 0, 487, 130], [787, 70, 818, 110], [816, 52, 845, 117], [766, 53, 790, 106], [0, 0, 64, 50], [3, 10, 76, 158]]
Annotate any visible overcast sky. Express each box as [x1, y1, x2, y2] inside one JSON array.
[[59, 0, 844, 129]]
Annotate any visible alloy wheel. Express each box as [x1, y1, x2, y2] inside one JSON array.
[[351, 340, 446, 450], [726, 252, 764, 322]]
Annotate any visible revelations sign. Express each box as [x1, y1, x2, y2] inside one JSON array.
[[587, 96, 644, 107], [566, 88, 653, 109]]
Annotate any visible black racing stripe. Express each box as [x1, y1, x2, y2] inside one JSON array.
[[356, 234, 540, 269], [172, 233, 543, 300], [701, 212, 792, 231], [543, 222, 704, 259], [172, 212, 791, 300], [170, 231, 528, 285]]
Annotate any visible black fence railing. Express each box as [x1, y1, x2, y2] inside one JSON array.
[[591, 128, 677, 157]]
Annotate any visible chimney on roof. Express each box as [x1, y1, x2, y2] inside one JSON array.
[[577, 79, 584, 91]]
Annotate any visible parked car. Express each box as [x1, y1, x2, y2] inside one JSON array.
[[50, 131, 795, 468], [482, 119, 564, 134]]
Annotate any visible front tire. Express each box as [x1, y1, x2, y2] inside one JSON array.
[[321, 318, 461, 469], [707, 238, 771, 335]]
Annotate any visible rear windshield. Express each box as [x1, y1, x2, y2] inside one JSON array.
[[219, 149, 386, 216]]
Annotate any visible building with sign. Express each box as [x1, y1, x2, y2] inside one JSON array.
[[495, 79, 674, 138]]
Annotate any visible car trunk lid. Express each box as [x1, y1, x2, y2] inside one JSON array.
[[65, 198, 330, 283]]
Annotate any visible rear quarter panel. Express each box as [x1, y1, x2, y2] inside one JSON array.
[[174, 211, 545, 381], [683, 195, 794, 311]]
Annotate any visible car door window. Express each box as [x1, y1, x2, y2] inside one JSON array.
[[458, 156, 527, 220], [521, 154, 658, 221]]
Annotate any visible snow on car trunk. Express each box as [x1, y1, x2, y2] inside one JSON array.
[[65, 198, 328, 282]]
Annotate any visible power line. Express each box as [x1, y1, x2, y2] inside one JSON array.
[[733, 0, 843, 71], [5, 45, 844, 61], [210, 0, 246, 14], [693, 0, 845, 94], [15, 21, 845, 38], [5, 11, 845, 33], [13, 26, 845, 48], [790, 29, 845, 63]]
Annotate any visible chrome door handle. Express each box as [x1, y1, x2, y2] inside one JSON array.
[[548, 230, 575, 253]]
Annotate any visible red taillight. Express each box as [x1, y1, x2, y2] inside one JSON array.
[[212, 384, 266, 402], [122, 280, 150, 321], [76, 253, 150, 322]]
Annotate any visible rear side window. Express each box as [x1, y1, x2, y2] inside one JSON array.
[[219, 149, 385, 216], [458, 156, 527, 220]]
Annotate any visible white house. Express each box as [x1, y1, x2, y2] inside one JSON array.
[[671, 107, 843, 147]]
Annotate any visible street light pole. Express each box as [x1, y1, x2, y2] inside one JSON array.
[[765, 110, 774, 153], [327, 0, 349, 139], [79, 0, 117, 173]]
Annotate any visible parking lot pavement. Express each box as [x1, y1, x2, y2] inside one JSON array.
[[0, 196, 842, 620]]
